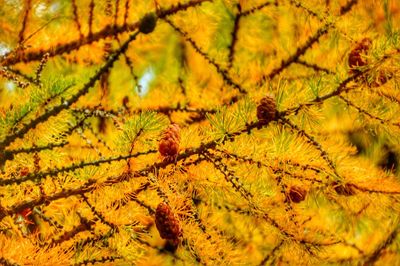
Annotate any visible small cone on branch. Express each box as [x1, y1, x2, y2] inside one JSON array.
[[139, 13, 157, 34], [288, 186, 307, 203], [155, 202, 182, 246], [159, 124, 180, 161], [348, 38, 372, 71], [257, 96, 276, 125], [348, 38, 393, 87]]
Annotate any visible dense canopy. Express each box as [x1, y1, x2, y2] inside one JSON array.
[[0, 0, 400, 265]]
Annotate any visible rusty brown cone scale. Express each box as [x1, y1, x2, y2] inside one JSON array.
[[288, 186, 307, 203], [348, 38, 372, 71], [155, 202, 182, 246], [257, 96, 276, 125], [158, 124, 180, 160]]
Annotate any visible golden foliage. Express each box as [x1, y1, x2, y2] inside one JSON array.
[[0, 0, 400, 265]]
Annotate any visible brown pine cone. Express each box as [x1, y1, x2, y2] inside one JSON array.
[[348, 38, 372, 71], [155, 203, 182, 245], [159, 124, 180, 159], [288, 186, 307, 203], [162, 124, 180, 141], [257, 96, 276, 125], [159, 138, 180, 157], [139, 13, 157, 34]]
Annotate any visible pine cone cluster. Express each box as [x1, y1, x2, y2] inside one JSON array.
[[158, 124, 180, 160], [288, 186, 307, 203], [155, 202, 182, 246], [257, 96, 276, 125], [348, 38, 372, 71]]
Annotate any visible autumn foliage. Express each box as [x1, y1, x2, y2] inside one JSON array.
[[0, 0, 400, 265]]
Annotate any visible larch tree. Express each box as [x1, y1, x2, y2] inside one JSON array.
[[0, 0, 400, 265]]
